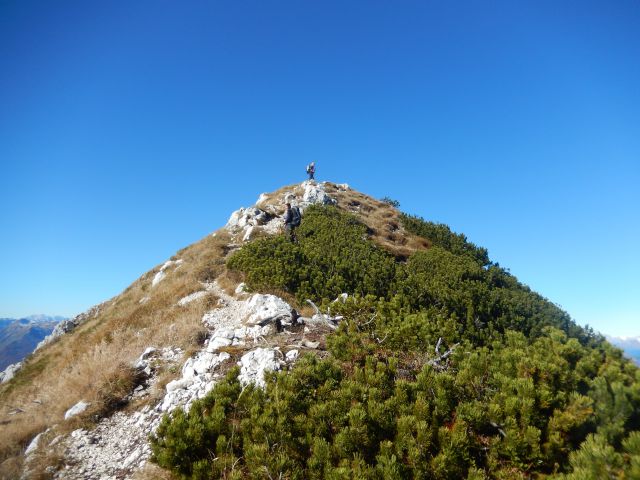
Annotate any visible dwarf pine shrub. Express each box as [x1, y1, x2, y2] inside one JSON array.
[[399, 213, 490, 266], [230, 206, 594, 345], [227, 206, 397, 303], [151, 205, 640, 479], [151, 328, 640, 478]]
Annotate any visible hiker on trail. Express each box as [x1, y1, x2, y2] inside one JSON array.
[[306, 162, 315, 180], [283, 202, 302, 242]]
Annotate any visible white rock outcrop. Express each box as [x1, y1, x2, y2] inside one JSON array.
[[226, 207, 272, 230], [177, 290, 208, 306], [256, 193, 269, 206], [0, 361, 22, 383], [238, 348, 283, 387], [162, 351, 231, 412], [225, 181, 338, 243], [159, 285, 293, 414], [152, 259, 183, 287], [24, 430, 46, 456], [301, 180, 336, 206], [243, 294, 292, 325], [64, 401, 91, 420]]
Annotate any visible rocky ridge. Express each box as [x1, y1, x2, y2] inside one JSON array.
[[22, 181, 344, 479]]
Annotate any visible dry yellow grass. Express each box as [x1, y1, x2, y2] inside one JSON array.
[[0, 229, 233, 475], [323, 182, 429, 258]]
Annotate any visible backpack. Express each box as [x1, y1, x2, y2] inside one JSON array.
[[291, 206, 301, 226]]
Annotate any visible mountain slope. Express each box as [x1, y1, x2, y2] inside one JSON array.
[[0, 181, 638, 479]]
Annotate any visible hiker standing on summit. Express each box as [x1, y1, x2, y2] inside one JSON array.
[[306, 162, 315, 181], [283, 202, 301, 243]]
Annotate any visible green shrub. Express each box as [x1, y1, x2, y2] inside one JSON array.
[[230, 206, 592, 346], [151, 327, 640, 478], [400, 213, 490, 266], [380, 196, 400, 208], [228, 206, 398, 303], [151, 204, 640, 479]]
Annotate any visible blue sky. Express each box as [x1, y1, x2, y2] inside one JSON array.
[[1, 1, 638, 336]]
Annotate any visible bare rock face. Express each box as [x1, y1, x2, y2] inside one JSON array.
[[225, 181, 338, 243], [64, 401, 91, 420], [151, 259, 184, 287], [243, 294, 293, 326], [226, 207, 273, 229], [238, 348, 283, 387], [301, 180, 337, 206], [0, 361, 22, 383]]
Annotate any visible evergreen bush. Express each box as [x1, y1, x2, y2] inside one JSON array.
[[151, 205, 640, 478]]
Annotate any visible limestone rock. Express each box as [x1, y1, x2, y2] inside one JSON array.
[[256, 193, 269, 206], [244, 294, 292, 325], [302, 181, 336, 206], [0, 361, 22, 383], [47, 282, 302, 479], [242, 225, 255, 242], [152, 259, 183, 287], [25, 430, 46, 456], [238, 348, 283, 388], [226, 207, 272, 230], [177, 290, 207, 306], [64, 401, 91, 420], [161, 351, 231, 412]]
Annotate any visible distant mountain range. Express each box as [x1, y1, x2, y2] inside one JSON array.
[[607, 335, 640, 365], [0, 315, 65, 370]]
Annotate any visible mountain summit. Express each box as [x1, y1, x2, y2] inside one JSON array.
[[1, 181, 638, 479]]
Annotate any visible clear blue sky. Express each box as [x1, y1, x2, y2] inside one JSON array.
[[1, 1, 638, 336]]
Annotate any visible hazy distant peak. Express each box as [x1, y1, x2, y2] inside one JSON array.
[[22, 314, 66, 323]]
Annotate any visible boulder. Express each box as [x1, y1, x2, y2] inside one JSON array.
[[0, 361, 22, 383], [177, 290, 207, 306], [152, 259, 183, 287], [242, 226, 255, 242], [243, 294, 292, 326], [226, 207, 272, 230], [302, 181, 336, 206], [238, 348, 283, 388], [64, 400, 91, 420], [24, 430, 46, 456]]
